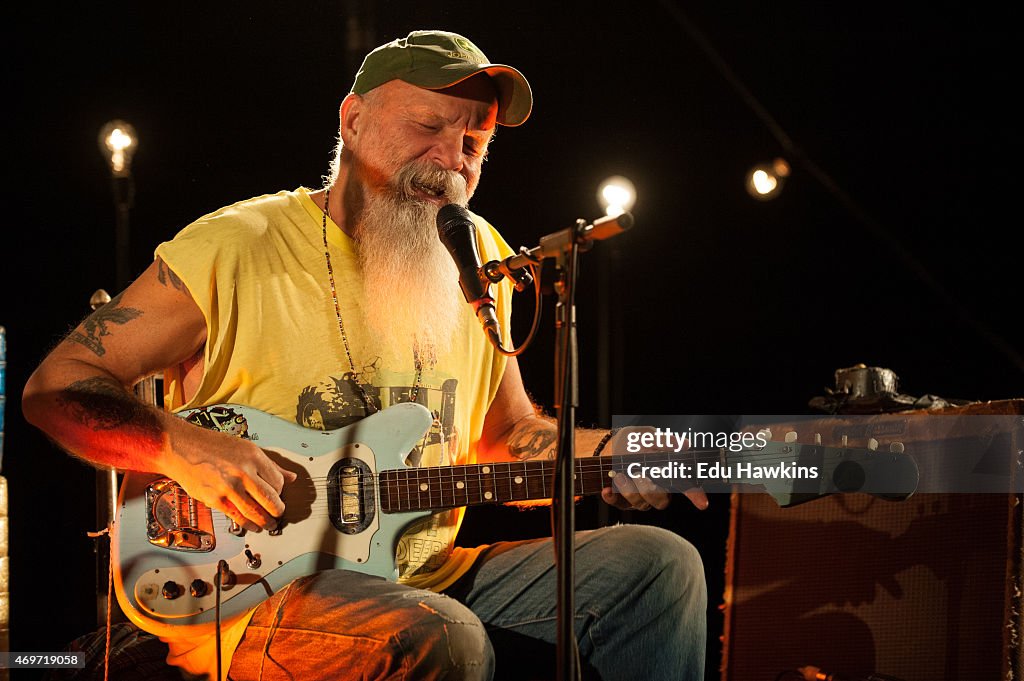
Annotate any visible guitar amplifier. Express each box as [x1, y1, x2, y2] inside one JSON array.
[[719, 400, 1024, 681]]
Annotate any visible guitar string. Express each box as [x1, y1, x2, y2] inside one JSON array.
[[180, 449, 866, 516], [246, 446, 865, 485], [170, 447, 876, 505]]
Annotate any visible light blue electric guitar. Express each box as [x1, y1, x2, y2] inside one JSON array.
[[113, 403, 918, 636]]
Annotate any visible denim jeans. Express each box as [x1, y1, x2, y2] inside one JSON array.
[[229, 524, 706, 680]]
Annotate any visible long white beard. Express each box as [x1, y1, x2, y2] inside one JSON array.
[[354, 162, 470, 361]]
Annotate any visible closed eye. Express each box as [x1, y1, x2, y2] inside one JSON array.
[[464, 134, 492, 160]]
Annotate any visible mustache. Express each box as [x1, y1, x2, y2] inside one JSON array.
[[392, 161, 469, 204]]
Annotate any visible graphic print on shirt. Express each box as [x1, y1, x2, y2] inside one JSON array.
[[295, 363, 461, 578], [295, 359, 383, 429], [184, 404, 250, 438]]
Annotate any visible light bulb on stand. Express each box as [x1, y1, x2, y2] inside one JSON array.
[[99, 120, 138, 178], [596, 175, 637, 217]]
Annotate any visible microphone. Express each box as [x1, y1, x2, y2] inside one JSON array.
[[436, 204, 501, 343]]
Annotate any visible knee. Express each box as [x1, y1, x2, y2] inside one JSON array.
[[600, 525, 707, 607], [394, 591, 495, 680]]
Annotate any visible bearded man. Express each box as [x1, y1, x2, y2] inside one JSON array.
[[23, 30, 708, 680]]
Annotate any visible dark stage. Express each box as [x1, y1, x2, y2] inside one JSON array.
[[4, 2, 1022, 679]]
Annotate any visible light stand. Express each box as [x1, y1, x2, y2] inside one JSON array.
[[94, 120, 138, 625], [594, 176, 636, 529]]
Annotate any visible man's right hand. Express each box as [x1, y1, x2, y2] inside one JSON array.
[[161, 423, 298, 532]]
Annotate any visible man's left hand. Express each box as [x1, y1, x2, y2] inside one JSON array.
[[599, 428, 710, 512]]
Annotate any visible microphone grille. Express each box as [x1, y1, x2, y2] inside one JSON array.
[[436, 203, 473, 241]]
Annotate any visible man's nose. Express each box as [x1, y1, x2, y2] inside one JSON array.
[[429, 132, 465, 173]]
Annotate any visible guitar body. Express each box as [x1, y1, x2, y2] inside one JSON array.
[[112, 402, 433, 637]]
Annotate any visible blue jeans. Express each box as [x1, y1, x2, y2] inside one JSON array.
[[229, 525, 707, 680]]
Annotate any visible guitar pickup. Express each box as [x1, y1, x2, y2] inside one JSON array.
[[145, 479, 216, 552], [339, 465, 362, 524], [328, 458, 375, 534]]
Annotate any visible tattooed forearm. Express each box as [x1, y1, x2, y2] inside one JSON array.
[[65, 291, 143, 357], [507, 419, 558, 461], [156, 258, 187, 292], [57, 376, 162, 434]]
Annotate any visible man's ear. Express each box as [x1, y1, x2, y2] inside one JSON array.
[[339, 93, 363, 148]]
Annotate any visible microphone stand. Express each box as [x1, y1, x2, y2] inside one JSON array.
[[552, 221, 583, 681], [475, 211, 633, 681]]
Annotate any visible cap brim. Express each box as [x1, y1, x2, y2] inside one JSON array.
[[418, 63, 533, 127]]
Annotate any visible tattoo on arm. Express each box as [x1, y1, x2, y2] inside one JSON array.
[[57, 376, 161, 434], [156, 258, 187, 292], [507, 419, 558, 461], [65, 291, 143, 357]]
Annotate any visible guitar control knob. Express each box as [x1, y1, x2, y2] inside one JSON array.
[[161, 581, 182, 600], [190, 579, 209, 598]]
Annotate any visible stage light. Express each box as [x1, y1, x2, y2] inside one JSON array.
[[99, 120, 138, 178], [745, 157, 790, 200], [597, 175, 636, 217]]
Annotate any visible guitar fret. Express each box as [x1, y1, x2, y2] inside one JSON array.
[[511, 461, 529, 501], [387, 471, 397, 513], [479, 464, 495, 503], [396, 470, 413, 512], [432, 466, 443, 509], [439, 464, 449, 510], [389, 472, 402, 513], [578, 459, 601, 496], [407, 467, 415, 512], [489, 462, 505, 503], [410, 469, 420, 512], [525, 461, 544, 500], [453, 466, 468, 507], [446, 464, 456, 509], [424, 466, 435, 510], [416, 467, 427, 511], [502, 461, 512, 502], [537, 461, 551, 499]]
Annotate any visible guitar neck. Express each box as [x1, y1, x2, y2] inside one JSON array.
[[378, 450, 719, 513]]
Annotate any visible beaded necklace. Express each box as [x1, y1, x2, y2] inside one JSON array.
[[320, 187, 423, 411]]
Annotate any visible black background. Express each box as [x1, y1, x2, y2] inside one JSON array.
[[4, 2, 1021, 678]]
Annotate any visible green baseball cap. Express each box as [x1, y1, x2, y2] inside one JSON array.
[[351, 30, 533, 127]]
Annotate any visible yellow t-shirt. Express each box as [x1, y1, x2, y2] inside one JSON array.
[[153, 187, 514, 679]]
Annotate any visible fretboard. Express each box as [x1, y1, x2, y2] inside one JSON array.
[[377, 450, 722, 513]]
